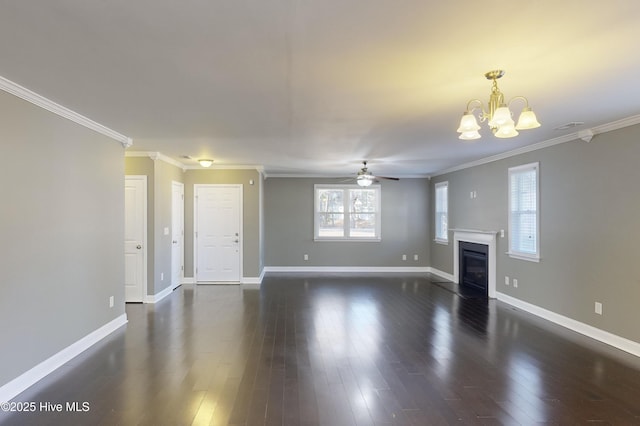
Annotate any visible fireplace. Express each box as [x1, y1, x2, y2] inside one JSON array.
[[453, 229, 498, 298], [459, 241, 488, 294]]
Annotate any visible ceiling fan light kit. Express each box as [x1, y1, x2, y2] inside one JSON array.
[[354, 161, 399, 186], [357, 174, 374, 187], [457, 70, 541, 141]]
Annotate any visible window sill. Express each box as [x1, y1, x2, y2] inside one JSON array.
[[506, 252, 540, 263], [314, 238, 381, 243], [433, 239, 449, 245]]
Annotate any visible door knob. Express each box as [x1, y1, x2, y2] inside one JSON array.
[[172, 240, 177, 244], [136, 245, 142, 249]]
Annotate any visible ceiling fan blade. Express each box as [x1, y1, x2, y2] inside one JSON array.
[[375, 176, 400, 181]]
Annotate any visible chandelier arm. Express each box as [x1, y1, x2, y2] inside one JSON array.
[[465, 99, 490, 122], [465, 98, 483, 112], [506, 95, 531, 109]]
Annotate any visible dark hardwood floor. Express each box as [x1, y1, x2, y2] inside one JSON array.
[[2, 273, 640, 425]]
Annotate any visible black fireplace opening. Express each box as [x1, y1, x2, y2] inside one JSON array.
[[459, 241, 488, 296]]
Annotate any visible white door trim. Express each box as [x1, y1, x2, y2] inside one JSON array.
[[193, 184, 243, 283], [124, 175, 147, 302], [171, 181, 185, 289]]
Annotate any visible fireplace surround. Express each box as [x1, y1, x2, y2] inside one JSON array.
[[452, 229, 498, 298]]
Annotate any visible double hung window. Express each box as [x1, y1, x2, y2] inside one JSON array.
[[508, 162, 540, 261], [434, 181, 448, 243], [314, 185, 381, 241]]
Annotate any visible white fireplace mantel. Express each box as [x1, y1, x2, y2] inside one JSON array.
[[452, 229, 498, 298]]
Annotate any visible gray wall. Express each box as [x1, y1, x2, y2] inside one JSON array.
[[430, 124, 640, 344], [0, 91, 125, 386], [153, 160, 184, 294], [125, 156, 185, 295], [264, 178, 430, 267], [183, 169, 262, 278]]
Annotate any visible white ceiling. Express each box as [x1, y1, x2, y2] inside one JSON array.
[[1, 1, 639, 177]]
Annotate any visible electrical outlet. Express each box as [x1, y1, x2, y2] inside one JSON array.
[[413, 254, 418, 261], [513, 278, 518, 288], [500, 229, 505, 238], [505, 276, 510, 285], [402, 254, 407, 261], [109, 296, 114, 308], [303, 254, 309, 261], [595, 302, 603, 315]]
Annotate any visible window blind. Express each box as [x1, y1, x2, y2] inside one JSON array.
[[509, 163, 539, 258], [435, 182, 448, 241]]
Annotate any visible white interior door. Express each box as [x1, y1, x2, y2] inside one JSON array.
[[124, 176, 146, 302], [195, 185, 242, 283], [171, 181, 184, 289]]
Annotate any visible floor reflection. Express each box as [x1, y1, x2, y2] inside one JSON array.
[[504, 352, 546, 423], [310, 289, 381, 360], [456, 296, 489, 335]]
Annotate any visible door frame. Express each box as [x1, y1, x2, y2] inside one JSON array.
[[125, 175, 148, 302], [193, 184, 243, 283], [171, 180, 184, 289]]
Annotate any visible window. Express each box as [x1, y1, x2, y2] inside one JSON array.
[[314, 185, 381, 241], [434, 181, 448, 243], [508, 162, 539, 261]]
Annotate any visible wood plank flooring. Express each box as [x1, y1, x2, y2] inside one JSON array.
[[2, 273, 640, 425]]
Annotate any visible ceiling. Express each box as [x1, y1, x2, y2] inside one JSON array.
[[1, 1, 639, 177]]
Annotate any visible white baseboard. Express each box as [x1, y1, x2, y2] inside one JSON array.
[[242, 268, 265, 285], [497, 292, 640, 358], [427, 267, 455, 282], [182, 276, 263, 285], [0, 314, 128, 403], [144, 285, 174, 303], [263, 266, 431, 274]]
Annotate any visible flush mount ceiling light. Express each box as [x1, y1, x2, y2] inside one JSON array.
[[198, 159, 214, 167], [457, 70, 541, 140]]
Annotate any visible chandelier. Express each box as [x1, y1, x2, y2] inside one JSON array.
[[457, 70, 540, 140]]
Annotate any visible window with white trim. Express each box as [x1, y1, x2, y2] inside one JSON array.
[[314, 184, 381, 241], [434, 181, 448, 243], [508, 162, 539, 261]]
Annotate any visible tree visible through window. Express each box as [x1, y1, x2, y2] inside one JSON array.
[[315, 185, 381, 240]]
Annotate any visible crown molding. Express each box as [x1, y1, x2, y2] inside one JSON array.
[[262, 173, 430, 179], [126, 152, 265, 173], [0, 75, 132, 148], [184, 164, 265, 172], [125, 151, 186, 170], [432, 114, 640, 177]]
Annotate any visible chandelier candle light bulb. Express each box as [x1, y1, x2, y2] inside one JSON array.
[[458, 70, 540, 140]]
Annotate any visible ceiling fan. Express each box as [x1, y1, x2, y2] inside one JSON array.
[[353, 161, 399, 187]]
